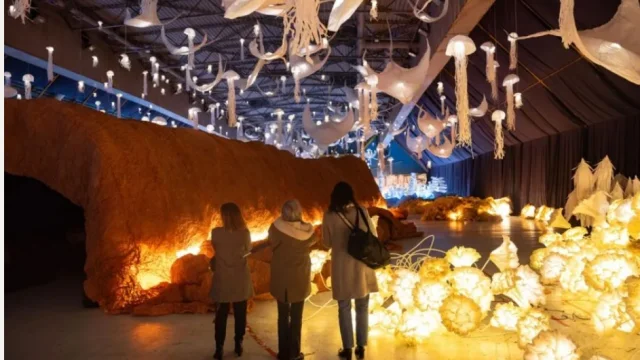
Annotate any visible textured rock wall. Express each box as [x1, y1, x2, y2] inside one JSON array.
[[4, 99, 384, 313]]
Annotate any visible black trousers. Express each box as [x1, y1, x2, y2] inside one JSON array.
[[215, 301, 247, 347], [277, 300, 304, 359]]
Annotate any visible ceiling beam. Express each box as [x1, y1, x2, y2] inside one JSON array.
[[382, 0, 496, 146]]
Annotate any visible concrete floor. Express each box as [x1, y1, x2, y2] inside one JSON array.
[[5, 218, 639, 359]]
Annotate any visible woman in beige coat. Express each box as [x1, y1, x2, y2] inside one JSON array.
[[210, 203, 254, 360], [268, 199, 317, 360], [322, 182, 378, 360]]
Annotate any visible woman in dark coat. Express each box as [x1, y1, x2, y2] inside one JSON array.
[[210, 203, 254, 360], [268, 199, 317, 360]]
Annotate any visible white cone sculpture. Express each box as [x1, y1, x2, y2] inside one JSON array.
[[92, 55, 99, 68], [4, 72, 18, 98], [480, 42, 498, 100], [503, 74, 520, 131], [22, 74, 34, 99], [445, 35, 476, 147], [492, 110, 506, 159], [593, 156, 615, 192], [223, 71, 240, 127], [124, 0, 162, 28], [77, 80, 85, 93]]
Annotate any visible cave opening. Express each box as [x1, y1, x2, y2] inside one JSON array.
[[4, 172, 96, 307]]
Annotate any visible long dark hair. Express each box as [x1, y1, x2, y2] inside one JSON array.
[[329, 182, 358, 213], [220, 202, 247, 231]]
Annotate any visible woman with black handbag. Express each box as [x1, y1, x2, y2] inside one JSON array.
[[322, 182, 379, 360]]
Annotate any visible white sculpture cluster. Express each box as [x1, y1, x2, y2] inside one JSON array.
[[377, 173, 448, 200]]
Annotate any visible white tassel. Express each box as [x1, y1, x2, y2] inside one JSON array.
[[116, 93, 122, 118], [437, 81, 444, 96], [503, 74, 520, 131], [9, 0, 32, 24], [370, 0, 378, 20], [209, 104, 215, 123], [370, 88, 378, 121], [515, 92, 523, 108], [508, 32, 518, 70], [480, 42, 497, 100], [293, 74, 301, 103], [142, 70, 148, 96], [92, 55, 99, 68], [281, 76, 287, 93], [506, 83, 515, 131], [153, 63, 160, 86], [227, 79, 237, 127], [106, 70, 114, 92], [46, 47, 54, 82], [558, 0, 576, 48], [240, 38, 245, 61], [362, 89, 371, 129], [77, 80, 85, 93], [289, 0, 327, 61], [491, 110, 505, 159], [453, 45, 471, 146], [22, 74, 33, 99], [440, 95, 446, 115], [377, 143, 385, 174]]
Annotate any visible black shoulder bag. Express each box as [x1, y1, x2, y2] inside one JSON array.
[[338, 207, 390, 269]]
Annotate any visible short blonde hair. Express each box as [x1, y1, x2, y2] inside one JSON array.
[[281, 199, 303, 222]]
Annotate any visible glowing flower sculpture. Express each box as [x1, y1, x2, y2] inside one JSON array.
[[439, 294, 483, 336], [624, 276, 640, 329], [490, 302, 524, 331], [524, 330, 580, 360], [540, 254, 568, 285], [397, 308, 443, 343], [375, 266, 395, 297], [517, 308, 550, 348], [490, 235, 520, 272], [309, 249, 330, 277], [521, 204, 536, 219], [449, 267, 493, 314], [539, 229, 563, 247], [585, 254, 637, 291], [558, 258, 589, 293], [392, 269, 420, 309], [530, 248, 550, 271], [592, 293, 636, 334], [493, 266, 545, 309], [446, 246, 481, 268], [419, 257, 451, 280], [562, 227, 588, 241], [414, 279, 451, 311]]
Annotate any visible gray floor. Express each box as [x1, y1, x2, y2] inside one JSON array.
[[5, 218, 639, 359]]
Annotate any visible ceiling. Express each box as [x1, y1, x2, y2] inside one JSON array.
[[400, 0, 640, 168], [47, 0, 430, 132]]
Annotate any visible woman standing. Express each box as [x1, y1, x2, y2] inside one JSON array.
[[322, 182, 378, 360], [268, 200, 317, 360], [210, 203, 254, 360]]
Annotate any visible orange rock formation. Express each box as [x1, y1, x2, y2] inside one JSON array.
[[4, 99, 383, 313]]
